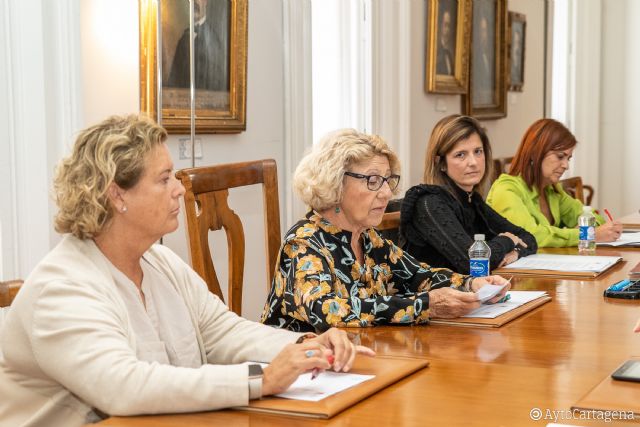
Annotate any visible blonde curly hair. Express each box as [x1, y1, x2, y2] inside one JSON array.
[[293, 129, 401, 211], [53, 114, 167, 239]]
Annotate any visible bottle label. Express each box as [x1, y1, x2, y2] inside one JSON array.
[[469, 258, 490, 277], [579, 226, 595, 241]]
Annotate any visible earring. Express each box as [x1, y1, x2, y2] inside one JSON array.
[[121, 205, 127, 213], [335, 206, 341, 213]]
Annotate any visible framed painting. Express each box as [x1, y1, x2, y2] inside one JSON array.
[[508, 12, 526, 92], [139, 0, 247, 134], [462, 0, 507, 119], [426, 0, 471, 94]]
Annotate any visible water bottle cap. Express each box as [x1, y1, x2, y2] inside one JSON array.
[[583, 205, 592, 211], [474, 234, 485, 241]]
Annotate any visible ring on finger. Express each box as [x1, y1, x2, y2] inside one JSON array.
[[305, 350, 314, 358]]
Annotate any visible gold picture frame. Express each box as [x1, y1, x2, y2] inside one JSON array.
[[462, 0, 507, 119], [139, 0, 248, 134], [426, 0, 471, 94], [508, 12, 526, 92]]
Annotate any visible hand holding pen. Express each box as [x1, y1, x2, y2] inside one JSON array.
[[596, 208, 623, 242]]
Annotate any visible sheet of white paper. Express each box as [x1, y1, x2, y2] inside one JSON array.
[[597, 232, 640, 247], [461, 291, 547, 319], [503, 254, 621, 273], [275, 371, 375, 402], [475, 283, 507, 303], [251, 362, 375, 402]]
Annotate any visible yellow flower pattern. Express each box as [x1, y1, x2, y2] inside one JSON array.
[[261, 210, 470, 332]]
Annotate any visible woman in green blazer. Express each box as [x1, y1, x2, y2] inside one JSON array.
[[487, 118, 622, 247]]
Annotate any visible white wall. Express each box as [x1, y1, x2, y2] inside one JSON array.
[[599, 0, 640, 216], [407, 0, 546, 185]]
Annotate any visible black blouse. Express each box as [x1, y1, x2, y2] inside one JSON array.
[[399, 184, 537, 274]]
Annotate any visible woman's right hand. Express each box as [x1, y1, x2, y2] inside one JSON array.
[[595, 221, 623, 242], [428, 287, 481, 318], [262, 329, 375, 396]]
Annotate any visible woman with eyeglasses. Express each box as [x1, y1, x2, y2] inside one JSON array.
[[399, 115, 537, 274], [261, 129, 510, 333]]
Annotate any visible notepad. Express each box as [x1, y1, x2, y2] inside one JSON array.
[[597, 232, 640, 247], [497, 254, 622, 278], [462, 291, 548, 319], [275, 371, 375, 402]]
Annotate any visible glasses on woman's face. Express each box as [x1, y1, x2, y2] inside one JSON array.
[[344, 171, 400, 191]]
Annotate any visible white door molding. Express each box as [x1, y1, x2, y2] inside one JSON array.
[[282, 0, 313, 226]]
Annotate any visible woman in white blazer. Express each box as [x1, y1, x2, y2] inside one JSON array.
[[0, 115, 374, 427]]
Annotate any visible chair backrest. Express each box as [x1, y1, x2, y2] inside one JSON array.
[[560, 176, 585, 204], [0, 280, 23, 308], [176, 159, 281, 316], [492, 156, 514, 181]]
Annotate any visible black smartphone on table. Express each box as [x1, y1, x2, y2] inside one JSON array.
[[611, 360, 640, 382]]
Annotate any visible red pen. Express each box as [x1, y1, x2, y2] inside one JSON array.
[[311, 355, 335, 380], [604, 209, 614, 222]]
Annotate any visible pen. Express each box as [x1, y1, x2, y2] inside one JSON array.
[[311, 355, 335, 380], [608, 279, 631, 292], [604, 209, 614, 222], [494, 276, 512, 303]]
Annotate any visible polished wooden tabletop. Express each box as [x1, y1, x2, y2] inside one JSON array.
[[99, 247, 640, 426]]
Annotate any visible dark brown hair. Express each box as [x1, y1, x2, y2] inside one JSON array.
[[509, 118, 577, 191], [423, 114, 493, 196]]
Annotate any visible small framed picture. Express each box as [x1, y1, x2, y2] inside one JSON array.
[[462, 0, 507, 119], [508, 12, 526, 92], [425, 0, 471, 94]]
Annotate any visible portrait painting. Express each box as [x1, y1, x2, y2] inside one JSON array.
[[508, 12, 526, 91], [462, 0, 507, 119], [426, 0, 471, 94], [139, 0, 247, 134]]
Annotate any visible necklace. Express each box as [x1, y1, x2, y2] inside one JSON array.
[[466, 191, 473, 203]]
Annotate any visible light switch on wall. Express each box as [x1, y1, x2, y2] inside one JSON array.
[[178, 138, 203, 160], [435, 97, 448, 112]]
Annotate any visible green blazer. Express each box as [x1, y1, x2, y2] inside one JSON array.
[[487, 174, 604, 247]]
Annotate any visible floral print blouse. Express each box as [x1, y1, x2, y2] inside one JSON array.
[[261, 211, 470, 332]]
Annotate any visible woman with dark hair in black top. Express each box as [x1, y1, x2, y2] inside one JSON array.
[[399, 115, 537, 274]]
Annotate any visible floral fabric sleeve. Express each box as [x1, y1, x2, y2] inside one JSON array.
[[277, 240, 432, 332], [367, 229, 468, 294]]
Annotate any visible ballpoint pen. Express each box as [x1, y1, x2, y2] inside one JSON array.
[[311, 355, 335, 380]]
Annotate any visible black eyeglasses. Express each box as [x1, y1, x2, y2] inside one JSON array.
[[344, 171, 401, 191]]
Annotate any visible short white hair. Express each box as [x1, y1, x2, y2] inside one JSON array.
[[293, 129, 401, 211]]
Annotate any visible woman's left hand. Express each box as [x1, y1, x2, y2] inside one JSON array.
[[634, 318, 640, 333], [498, 250, 519, 267], [307, 328, 376, 373], [469, 275, 511, 303]]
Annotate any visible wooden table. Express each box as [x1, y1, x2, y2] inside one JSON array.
[[99, 248, 640, 426], [620, 211, 640, 230]]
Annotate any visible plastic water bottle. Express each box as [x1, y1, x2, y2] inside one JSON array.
[[578, 206, 596, 253], [469, 234, 491, 277]]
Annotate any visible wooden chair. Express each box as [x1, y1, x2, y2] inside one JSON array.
[[492, 156, 514, 181], [560, 176, 585, 204], [176, 159, 281, 316], [0, 279, 23, 308], [379, 198, 402, 243]]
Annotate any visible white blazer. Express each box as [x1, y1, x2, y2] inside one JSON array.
[[0, 235, 299, 427]]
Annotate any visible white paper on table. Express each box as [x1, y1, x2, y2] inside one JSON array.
[[461, 291, 548, 319], [475, 284, 507, 303], [252, 362, 375, 402], [502, 254, 621, 273], [597, 232, 640, 247], [275, 371, 375, 401]]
